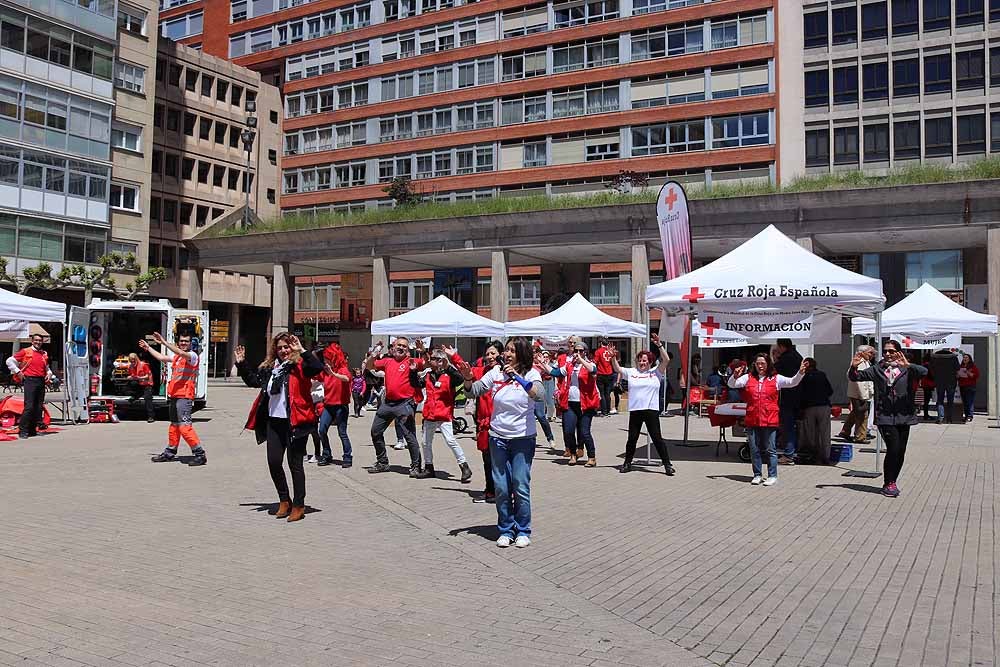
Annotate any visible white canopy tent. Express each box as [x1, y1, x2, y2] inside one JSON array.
[[645, 225, 886, 474], [370, 294, 504, 338], [503, 293, 646, 338], [0, 289, 67, 341]]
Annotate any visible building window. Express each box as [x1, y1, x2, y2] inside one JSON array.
[[476, 278, 490, 308], [991, 112, 1000, 152], [893, 58, 919, 97], [833, 125, 859, 164], [111, 122, 142, 152], [923, 0, 950, 30], [114, 61, 145, 93], [891, 0, 919, 35], [924, 54, 952, 93], [956, 50, 985, 90], [117, 4, 147, 35], [863, 123, 889, 161], [863, 61, 889, 100], [162, 12, 203, 40], [390, 280, 432, 309], [804, 12, 827, 47], [805, 70, 828, 106], [991, 47, 1000, 86], [110, 183, 140, 212], [590, 273, 630, 305], [862, 2, 888, 39], [924, 116, 952, 156], [832, 65, 858, 103], [831, 6, 857, 44], [905, 250, 962, 291], [894, 119, 920, 158], [957, 113, 986, 153], [956, 0, 985, 24], [523, 141, 546, 167], [805, 128, 829, 166], [508, 278, 540, 306]]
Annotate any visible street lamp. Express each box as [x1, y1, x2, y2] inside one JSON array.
[[240, 99, 257, 229]]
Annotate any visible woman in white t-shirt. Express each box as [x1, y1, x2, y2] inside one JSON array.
[[466, 337, 542, 549], [611, 334, 675, 475]]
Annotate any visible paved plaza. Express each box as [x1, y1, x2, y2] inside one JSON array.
[[0, 384, 997, 667]]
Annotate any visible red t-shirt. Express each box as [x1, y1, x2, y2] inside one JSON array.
[[595, 346, 614, 375], [375, 356, 423, 402], [321, 362, 350, 405], [13, 347, 48, 378], [130, 360, 154, 387]]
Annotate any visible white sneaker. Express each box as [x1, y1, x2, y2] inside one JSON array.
[[762, 476, 777, 486], [514, 535, 531, 548], [496, 535, 512, 548], [393, 441, 406, 450], [750, 475, 762, 485], [610, 409, 618, 415], [305, 454, 316, 464]]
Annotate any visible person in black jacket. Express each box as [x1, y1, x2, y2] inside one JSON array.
[[848, 339, 927, 498], [774, 338, 804, 464], [798, 358, 834, 465]]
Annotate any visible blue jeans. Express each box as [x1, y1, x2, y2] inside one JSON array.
[[319, 404, 352, 462], [779, 402, 798, 457], [960, 387, 976, 419], [542, 379, 556, 416], [748, 427, 778, 478], [562, 401, 595, 457], [936, 386, 956, 420], [489, 435, 536, 538], [534, 400, 554, 442]]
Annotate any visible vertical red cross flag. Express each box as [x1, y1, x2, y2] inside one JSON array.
[[656, 180, 694, 395]]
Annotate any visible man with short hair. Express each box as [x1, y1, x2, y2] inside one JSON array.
[[366, 337, 423, 475], [594, 338, 616, 416], [141, 332, 206, 466], [6, 334, 54, 439], [774, 338, 803, 464], [838, 345, 874, 443]]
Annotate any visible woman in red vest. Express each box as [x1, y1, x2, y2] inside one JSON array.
[[235, 333, 324, 522], [460, 340, 504, 503], [550, 341, 600, 467], [727, 352, 806, 486]]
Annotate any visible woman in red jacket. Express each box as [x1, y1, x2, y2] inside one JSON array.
[[727, 352, 806, 486], [550, 341, 600, 466], [461, 340, 504, 503], [235, 333, 324, 522], [415, 346, 472, 482], [957, 353, 980, 422]]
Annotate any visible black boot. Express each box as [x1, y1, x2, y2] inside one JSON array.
[[459, 461, 472, 483], [409, 463, 423, 478], [414, 464, 436, 479], [620, 460, 632, 473], [664, 464, 676, 476]]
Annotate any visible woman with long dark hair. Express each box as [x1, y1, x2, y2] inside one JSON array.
[[728, 352, 806, 486], [235, 333, 324, 522], [957, 353, 980, 422], [466, 337, 542, 548], [459, 340, 505, 503]]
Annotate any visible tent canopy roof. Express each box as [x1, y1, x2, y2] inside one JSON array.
[[645, 225, 885, 316], [505, 293, 646, 338], [0, 288, 66, 322], [370, 294, 504, 337], [852, 282, 998, 336]]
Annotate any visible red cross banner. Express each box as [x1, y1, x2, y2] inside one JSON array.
[[656, 181, 692, 282], [690, 309, 842, 347], [889, 333, 962, 350]]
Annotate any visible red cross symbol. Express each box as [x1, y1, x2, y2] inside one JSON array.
[[704, 337, 714, 346], [682, 286, 705, 303], [901, 337, 913, 348], [701, 316, 720, 335], [664, 187, 678, 211]]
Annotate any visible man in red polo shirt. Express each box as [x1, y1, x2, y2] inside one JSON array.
[[6, 334, 54, 439], [595, 338, 616, 417], [365, 337, 423, 475]]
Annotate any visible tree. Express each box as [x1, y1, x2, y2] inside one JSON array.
[[383, 176, 421, 207], [606, 170, 649, 195], [0, 253, 167, 303]]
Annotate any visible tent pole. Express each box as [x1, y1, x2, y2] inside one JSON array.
[[682, 314, 694, 447], [874, 312, 882, 475], [992, 334, 1000, 429], [645, 317, 653, 466]]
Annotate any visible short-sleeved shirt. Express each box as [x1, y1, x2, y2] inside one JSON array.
[[595, 347, 614, 375], [13, 347, 48, 378], [620, 366, 663, 412], [483, 367, 543, 439], [375, 356, 422, 402]]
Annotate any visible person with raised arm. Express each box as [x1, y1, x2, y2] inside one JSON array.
[[548, 341, 600, 466], [5, 333, 55, 439], [612, 334, 676, 476], [415, 345, 472, 482], [142, 332, 205, 466], [317, 342, 353, 468], [364, 337, 424, 476], [458, 340, 505, 503]]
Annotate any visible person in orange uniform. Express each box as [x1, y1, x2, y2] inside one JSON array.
[[6, 333, 54, 439], [141, 332, 206, 466], [127, 352, 156, 423]]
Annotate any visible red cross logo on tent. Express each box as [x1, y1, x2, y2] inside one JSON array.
[[664, 188, 678, 211], [704, 337, 714, 346], [682, 287, 705, 303], [901, 337, 913, 348], [701, 316, 720, 335]]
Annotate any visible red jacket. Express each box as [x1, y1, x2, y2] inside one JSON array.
[[239, 352, 323, 443], [958, 363, 979, 388], [744, 374, 781, 428], [421, 353, 464, 422], [556, 362, 600, 412], [472, 364, 500, 452], [321, 362, 350, 405]]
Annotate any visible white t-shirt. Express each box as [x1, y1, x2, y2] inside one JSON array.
[[266, 362, 289, 419], [621, 366, 663, 412], [482, 366, 543, 439]]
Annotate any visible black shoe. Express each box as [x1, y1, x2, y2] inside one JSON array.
[[413, 465, 436, 479], [316, 457, 333, 466], [409, 464, 422, 478], [620, 461, 632, 473], [665, 465, 676, 476], [341, 459, 353, 468], [18, 433, 29, 440], [146, 417, 156, 423], [936, 418, 944, 425], [188, 454, 207, 466], [459, 461, 472, 483], [151, 451, 176, 462], [367, 462, 391, 474]]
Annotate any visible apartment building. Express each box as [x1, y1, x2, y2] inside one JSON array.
[[797, 0, 1000, 172]]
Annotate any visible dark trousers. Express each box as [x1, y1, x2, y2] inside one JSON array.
[[482, 447, 494, 495], [562, 401, 595, 457], [352, 391, 364, 417], [596, 374, 615, 415], [960, 387, 976, 419], [266, 417, 307, 506], [129, 381, 154, 420], [371, 399, 420, 467], [20, 376, 45, 436], [879, 424, 910, 486], [624, 409, 672, 466]]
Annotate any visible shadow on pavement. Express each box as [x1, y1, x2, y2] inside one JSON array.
[[238, 502, 324, 515], [706, 474, 755, 483], [814, 483, 884, 494], [431, 486, 479, 498], [447, 524, 496, 540]]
